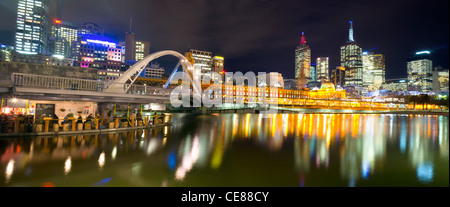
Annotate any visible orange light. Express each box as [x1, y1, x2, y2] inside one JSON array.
[[42, 182, 55, 187], [55, 19, 61, 24]]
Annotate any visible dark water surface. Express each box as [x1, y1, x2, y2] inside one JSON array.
[[0, 113, 448, 187]]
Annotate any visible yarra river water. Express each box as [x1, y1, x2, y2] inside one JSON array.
[[0, 113, 448, 187]]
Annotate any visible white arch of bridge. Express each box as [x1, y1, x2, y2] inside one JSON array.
[[105, 50, 196, 94]]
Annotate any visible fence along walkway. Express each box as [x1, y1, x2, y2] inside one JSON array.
[[9, 73, 171, 96]]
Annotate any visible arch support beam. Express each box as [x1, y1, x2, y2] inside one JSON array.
[[105, 50, 194, 94]]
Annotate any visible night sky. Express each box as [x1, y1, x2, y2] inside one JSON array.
[[0, 0, 448, 79]]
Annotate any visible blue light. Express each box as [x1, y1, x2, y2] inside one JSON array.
[[362, 52, 368, 55], [349, 21, 353, 23], [167, 149, 177, 171], [415, 51, 431, 55], [417, 162, 434, 183], [362, 162, 370, 179]]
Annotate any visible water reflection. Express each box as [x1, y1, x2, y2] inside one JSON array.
[[0, 113, 448, 187]]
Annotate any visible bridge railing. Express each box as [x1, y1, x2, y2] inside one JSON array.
[[9, 73, 171, 96], [11, 73, 104, 91]]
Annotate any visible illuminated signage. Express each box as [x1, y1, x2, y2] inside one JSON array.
[[86, 39, 116, 47], [55, 19, 61, 24]]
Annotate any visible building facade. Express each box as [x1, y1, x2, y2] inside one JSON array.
[[316, 57, 329, 84], [125, 32, 136, 62], [49, 19, 78, 58], [432, 66, 449, 92], [186, 49, 213, 81], [362, 52, 385, 91], [383, 78, 409, 92], [331, 66, 346, 87], [10, 51, 74, 66], [79, 22, 104, 36], [143, 63, 165, 79], [295, 32, 311, 90], [407, 51, 433, 92], [75, 34, 122, 71], [341, 21, 363, 87], [15, 0, 49, 55], [135, 41, 150, 61]]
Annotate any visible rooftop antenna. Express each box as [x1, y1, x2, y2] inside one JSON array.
[[130, 17, 132, 33]]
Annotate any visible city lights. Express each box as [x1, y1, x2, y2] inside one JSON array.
[[0, 0, 448, 193]]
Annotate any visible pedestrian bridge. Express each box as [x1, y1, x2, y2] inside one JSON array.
[[0, 50, 196, 104], [0, 72, 171, 103]]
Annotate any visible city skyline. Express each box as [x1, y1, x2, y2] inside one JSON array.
[[0, 0, 448, 80]]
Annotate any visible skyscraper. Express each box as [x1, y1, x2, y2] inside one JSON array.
[[310, 63, 316, 83], [340, 21, 363, 87], [15, 0, 49, 55], [331, 66, 346, 87], [295, 32, 311, 90], [316, 57, 329, 84], [125, 32, 136, 62], [49, 19, 78, 58], [407, 51, 433, 92], [362, 52, 385, 91]]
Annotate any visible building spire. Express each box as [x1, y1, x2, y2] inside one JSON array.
[[349, 21, 355, 42], [300, 32, 306, 45]]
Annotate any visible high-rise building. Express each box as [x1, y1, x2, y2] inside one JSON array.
[[15, 0, 49, 55], [71, 22, 104, 59], [407, 50, 433, 92], [432, 66, 449, 92], [331, 66, 346, 87], [79, 22, 104, 36], [341, 21, 363, 87], [295, 32, 311, 90], [125, 32, 136, 62], [362, 52, 385, 91], [316, 57, 329, 84], [310, 63, 316, 82], [49, 19, 78, 58], [135, 41, 150, 61], [212, 56, 224, 82], [186, 49, 213, 81]]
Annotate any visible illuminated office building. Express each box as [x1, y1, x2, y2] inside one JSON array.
[[135, 41, 150, 61], [362, 52, 385, 91], [316, 57, 329, 84], [295, 32, 311, 89], [432, 66, 449, 92], [407, 51, 433, 92], [75, 34, 122, 71], [49, 19, 78, 58], [383, 78, 408, 92], [340, 21, 363, 87], [15, 0, 49, 55], [212, 56, 225, 82], [186, 49, 213, 81]]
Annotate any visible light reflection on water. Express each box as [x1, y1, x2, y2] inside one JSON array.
[[0, 113, 448, 187]]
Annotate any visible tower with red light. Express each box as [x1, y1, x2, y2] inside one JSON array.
[[295, 32, 311, 90]]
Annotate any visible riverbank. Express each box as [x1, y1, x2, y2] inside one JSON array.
[[170, 107, 449, 116], [0, 123, 171, 138]]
